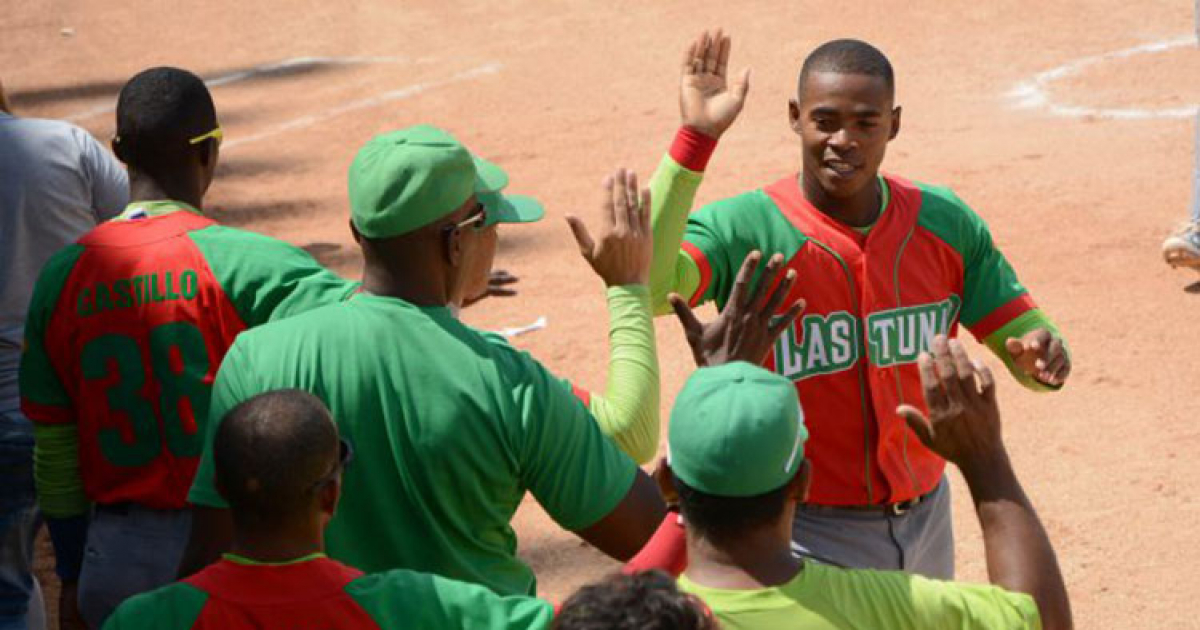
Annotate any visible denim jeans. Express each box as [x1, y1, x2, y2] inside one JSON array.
[[0, 410, 40, 630]]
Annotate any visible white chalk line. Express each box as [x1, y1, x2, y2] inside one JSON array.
[[63, 55, 419, 123], [1007, 36, 1198, 120], [223, 62, 501, 150]]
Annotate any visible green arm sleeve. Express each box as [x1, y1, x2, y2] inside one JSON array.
[[187, 340, 260, 508], [511, 351, 637, 532], [347, 569, 554, 630], [583, 285, 660, 464], [33, 423, 88, 518], [187, 226, 358, 327], [649, 153, 705, 315], [982, 309, 1069, 393], [909, 576, 1042, 629]]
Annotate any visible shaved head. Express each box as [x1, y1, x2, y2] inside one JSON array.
[[214, 390, 341, 531], [114, 66, 216, 177], [797, 39, 894, 102]]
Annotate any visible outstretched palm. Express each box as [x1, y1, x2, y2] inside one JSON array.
[[680, 29, 750, 139]]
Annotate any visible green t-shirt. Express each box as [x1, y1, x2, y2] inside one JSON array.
[[678, 563, 1041, 630], [187, 293, 638, 596]]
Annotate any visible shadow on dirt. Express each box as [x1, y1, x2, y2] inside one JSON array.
[[214, 156, 302, 180], [1184, 280, 1200, 294], [207, 199, 324, 228], [300, 241, 362, 275], [8, 58, 346, 110]]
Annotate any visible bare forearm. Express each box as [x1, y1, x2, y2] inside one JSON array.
[[962, 454, 1073, 630]]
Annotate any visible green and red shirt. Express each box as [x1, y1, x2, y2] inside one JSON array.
[[20, 202, 355, 512], [649, 129, 1065, 506], [102, 554, 554, 630]]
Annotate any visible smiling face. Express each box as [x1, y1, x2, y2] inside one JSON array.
[[789, 71, 900, 203]]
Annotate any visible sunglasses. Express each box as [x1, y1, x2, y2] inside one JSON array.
[[188, 125, 224, 147], [308, 438, 354, 493]]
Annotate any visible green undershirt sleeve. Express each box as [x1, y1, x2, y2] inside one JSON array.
[[982, 308, 1068, 393], [649, 154, 705, 315], [33, 423, 89, 518], [585, 285, 660, 464]]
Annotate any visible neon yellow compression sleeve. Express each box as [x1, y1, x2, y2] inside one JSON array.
[[33, 422, 89, 518], [585, 284, 660, 464]]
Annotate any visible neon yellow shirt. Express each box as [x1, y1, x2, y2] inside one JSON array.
[[678, 563, 1040, 630]]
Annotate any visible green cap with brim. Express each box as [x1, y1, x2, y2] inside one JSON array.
[[348, 125, 527, 238], [478, 191, 545, 226], [668, 362, 808, 497]]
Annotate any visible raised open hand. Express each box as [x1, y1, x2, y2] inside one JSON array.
[[896, 336, 1006, 469], [566, 168, 652, 287], [669, 251, 804, 367], [680, 29, 750, 139]]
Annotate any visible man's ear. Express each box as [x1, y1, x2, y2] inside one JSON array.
[[788, 99, 804, 135], [111, 137, 128, 164], [789, 459, 811, 503], [655, 458, 680, 506], [319, 476, 341, 519], [889, 106, 902, 141], [444, 227, 463, 267]]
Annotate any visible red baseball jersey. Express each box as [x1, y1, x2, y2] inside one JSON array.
[[20, 203, 354, 509]]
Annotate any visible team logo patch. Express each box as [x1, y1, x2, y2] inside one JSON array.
[[774, 311, 860, 381], [866, 296, 961, 367]]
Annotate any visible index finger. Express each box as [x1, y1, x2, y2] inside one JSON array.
[[681, 38, 699, 76], [916, 352, 948, 412]]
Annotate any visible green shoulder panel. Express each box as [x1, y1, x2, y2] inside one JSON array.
[[684, 190, 809, 310], [913, 183, 1029, 328], [19, 243, 86, 409], [102, 582, 209, 630], [346, 569, 553, 630], [186, 225, 356, 328]]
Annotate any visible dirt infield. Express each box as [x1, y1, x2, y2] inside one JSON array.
[[6, 0, 1200, 626]]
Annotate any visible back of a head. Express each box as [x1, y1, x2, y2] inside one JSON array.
[[552, 571, 717, 630], [114, 66, 216, 175], [798, 38, 895, 99], [214, 389, 340, 531]]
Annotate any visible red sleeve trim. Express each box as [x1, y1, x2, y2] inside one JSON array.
[[571, 384, 592, 408], [680, 242, 712, 308], [968, 293, 1037, 339], [622, 511, 688, 577], [669, 127, 718, 172], [20, 399, 74, 425]]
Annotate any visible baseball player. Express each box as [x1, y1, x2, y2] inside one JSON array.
[[646, 31, 1072, 579], [184, 125, 666, 596], [18, 67, 358, 628], [103, 390, 555, 630]]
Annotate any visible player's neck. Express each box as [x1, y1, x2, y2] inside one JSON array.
[[683, 523, 801, 590], [801, 172, 881, 228], [128, 171, 204, 211], [229, 527, 324, 564]]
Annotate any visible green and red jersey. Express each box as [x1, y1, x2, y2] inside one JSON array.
[[649, 129, 1065, 506], [20, 202, 355, 511], [102, 554, 554, 630]]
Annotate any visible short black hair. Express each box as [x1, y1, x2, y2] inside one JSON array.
[[797, 39, 895, 99], [675, 476, 791, 544], [114, 66, 216, 174], [552, 571, 717, 630], [214, 389, 340, 532]]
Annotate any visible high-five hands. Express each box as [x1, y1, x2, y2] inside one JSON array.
[[896, 336, 1007, 470], [566, 169, 652, 288], [680, 29, 751, 139], [669, 251, 805, 367], [1004, 328, 1070, 387]]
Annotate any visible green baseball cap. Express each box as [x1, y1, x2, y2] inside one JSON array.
[[348, 125, 542, 238], [668, 362, 808, 497]]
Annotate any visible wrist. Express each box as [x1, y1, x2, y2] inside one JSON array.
[[669, 126, 719, 172], [957, 449, 1021, 500]]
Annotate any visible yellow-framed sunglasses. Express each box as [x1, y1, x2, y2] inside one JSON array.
[[188, 125, 224, 146]]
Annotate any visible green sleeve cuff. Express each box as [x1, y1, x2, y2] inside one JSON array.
[[982, 308, 1068, 393], [649, 153, 706, 314], [586, 284, 661, 464], [33, 423, 90, 518]]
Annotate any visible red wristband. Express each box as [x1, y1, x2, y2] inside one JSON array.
[[669, 126, 718, 172]]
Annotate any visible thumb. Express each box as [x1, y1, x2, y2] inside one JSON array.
[[565, 215, 595, 259], [732, 67, 751, 102], [1004, 337, 1025, 359], [897, 404, 934, 448]]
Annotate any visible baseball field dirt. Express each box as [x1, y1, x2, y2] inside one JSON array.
[[5, 1, 1199, 627]]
